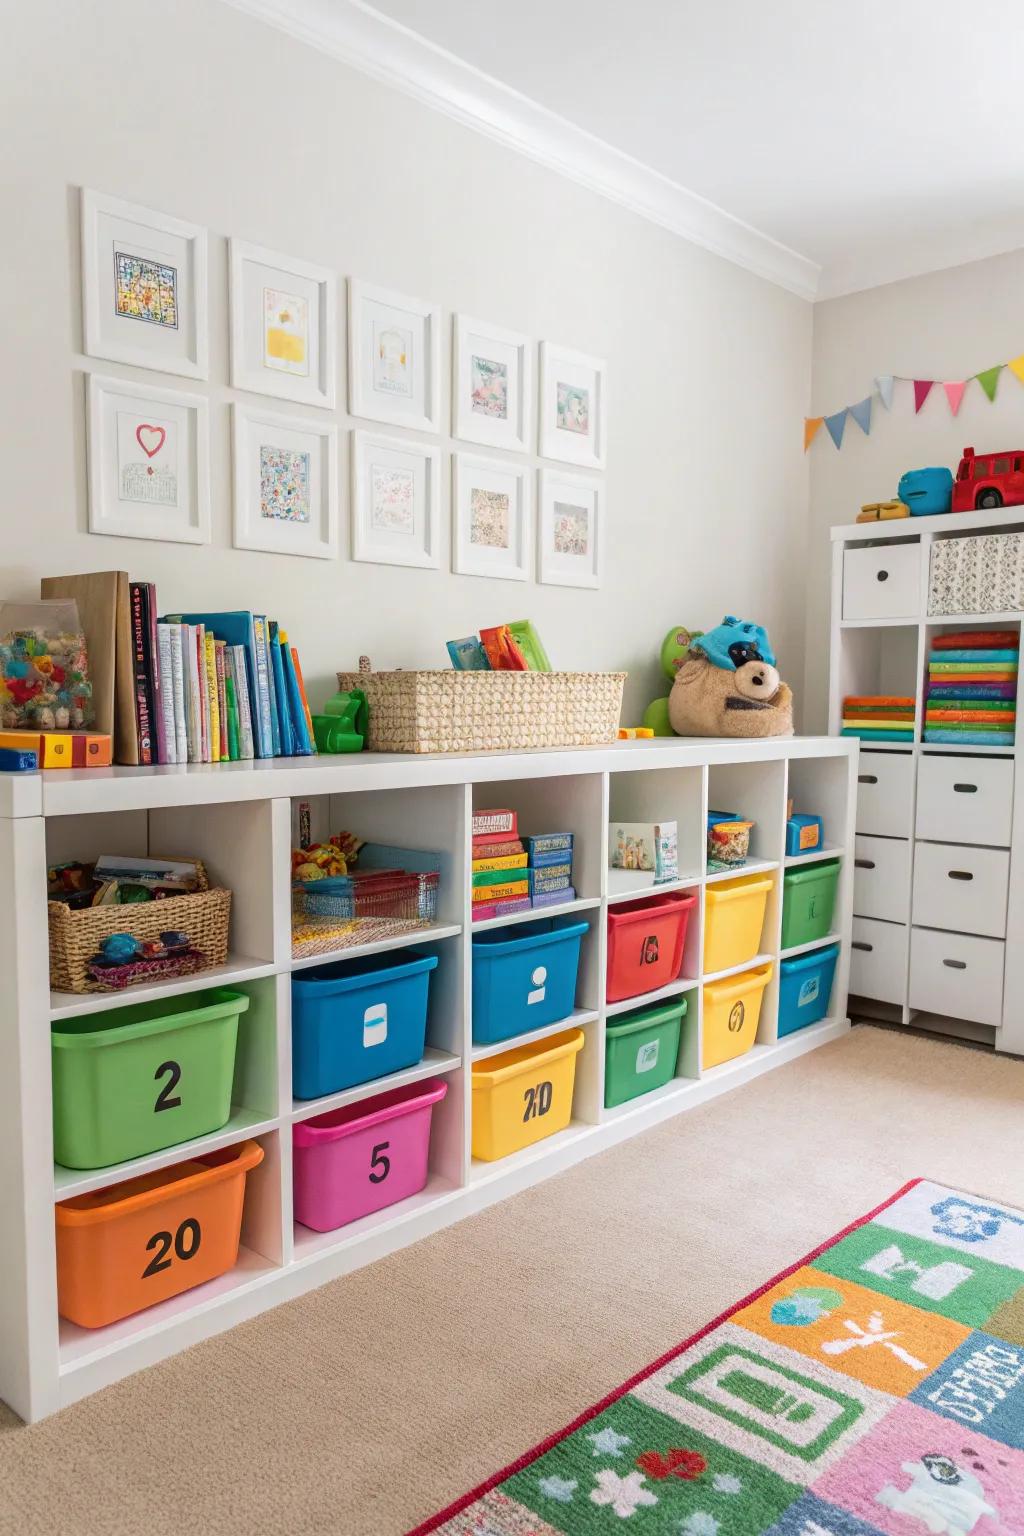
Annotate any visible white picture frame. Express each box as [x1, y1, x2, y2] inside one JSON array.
[[229, 238, 337, 409], [351, 431, 441, 570], [232, 403, 338, 560], [538, 469, 604, 589], [348, 279, 441, 434], [452, 453, 531, 582], [80, 189, 208, 379], [539, 342, 607, 469], [87, 373, 210, 544], [453, 314, 531, 452]]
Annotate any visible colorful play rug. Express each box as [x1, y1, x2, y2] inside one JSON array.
[[411, 1181, 1024, 1536]]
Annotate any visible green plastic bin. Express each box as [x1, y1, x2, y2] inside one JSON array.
[[604, 997, 686, 1108], [781, 859, 841, 950], [51, 988, 249, 1170]]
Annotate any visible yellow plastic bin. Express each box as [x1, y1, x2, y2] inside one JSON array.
[[703, 963, 773, 1069], [472, 1028, 584, 1162], [703, 873, 773, 974]]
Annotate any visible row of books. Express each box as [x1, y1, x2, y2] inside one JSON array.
[[470, 808, 575, 922], [129, 583, 315, 765]]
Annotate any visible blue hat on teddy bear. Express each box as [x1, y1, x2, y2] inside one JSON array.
[[692, 616, 776, 672]]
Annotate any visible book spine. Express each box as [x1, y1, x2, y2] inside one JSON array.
[[194, 624, 210, 763], [215, 641, 229, 760], [224, 673, 240, 761], [168, 623, 188, 763], [290, 645, 315, 744], [251, 616, 275, 759], [279, 632, 312, 755], [185, 625, 202, 764], [472, 879, 528, 902], [268, 622, 293, 757], [204, 631, 220, 763], [155, 623, 178, 764], [144, 583, 168, 764], [232, 645, 256, 759], [129, 582, 153, 765], [472, 810, 516, 838], [471, 853, 528, 872]]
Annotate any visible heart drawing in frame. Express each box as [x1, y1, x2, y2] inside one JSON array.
[[136, 423, 166, 459]]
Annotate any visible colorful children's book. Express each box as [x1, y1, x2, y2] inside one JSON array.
[[472, 809, 517, 838], [471, 853, 528, 873], [472, 879, 529, 903], [268, 621, 293, 757], [171, 613, 273, 758], [280, 629, 313, 754]]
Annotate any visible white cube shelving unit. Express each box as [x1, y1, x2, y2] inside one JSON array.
[[0, 735, 854, 1421]]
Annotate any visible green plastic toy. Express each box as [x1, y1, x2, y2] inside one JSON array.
[[313, 688, 368, 753], [643, 627, 703, 736]]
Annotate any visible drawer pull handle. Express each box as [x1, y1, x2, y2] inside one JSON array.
[[859, 774, 879, 785], [876, 569, 889, 582], [855, 859, 875, 869], [953, 783, 978, 794], [943, 958, 968, 970], [948, 870, 974, 881], [852, 941, 873, 952]]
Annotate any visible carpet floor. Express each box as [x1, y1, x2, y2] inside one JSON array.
[[2, 1025, 1022, 1536]]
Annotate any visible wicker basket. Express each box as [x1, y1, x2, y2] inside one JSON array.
[[48, 858, 232, 993], [336, 668, 626, 754]]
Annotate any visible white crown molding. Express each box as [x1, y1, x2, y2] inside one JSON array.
[[220, 0, 821, 301]]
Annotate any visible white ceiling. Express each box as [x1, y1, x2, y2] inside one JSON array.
[[354, 0, 1024, 298]]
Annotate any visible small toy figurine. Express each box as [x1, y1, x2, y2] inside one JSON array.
[[93, 933, 143, 966], [158, 930, 191, 955]]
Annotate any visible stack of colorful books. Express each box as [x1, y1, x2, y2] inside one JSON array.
[[471, 809, 531, 922], [924, 630, 1018, 746], [841, 696, 915, 742], [525, 833, 575, 908]]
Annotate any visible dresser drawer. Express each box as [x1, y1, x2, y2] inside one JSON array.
[[909, 927, 1004, 1027], [916, 753, 1014, 847], [855, 751, 915, 838], [911, 841, 1009, 938], [853, 835, 911, 922], [843, 542, 921, 621], [849, 917, 908, 1004]]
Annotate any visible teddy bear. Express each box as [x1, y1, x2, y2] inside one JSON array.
[[667, 617, 794, 739]]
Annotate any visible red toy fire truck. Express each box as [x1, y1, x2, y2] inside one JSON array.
[[952, 445, 1024, 513]]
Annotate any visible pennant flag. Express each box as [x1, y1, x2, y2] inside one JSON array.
[[943, 380, 967, 416], [849, 396, 872, 436], [913, 379, 934, 413], [804, 417, 823, 452], [1007, 354, 1024, 385], [875, 375, 894, 410], [824, 408, 848, 450], [976, 365, 1003, 402]]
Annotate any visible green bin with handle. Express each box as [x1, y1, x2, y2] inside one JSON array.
[[604, 997, 687, 1108], [780, 859, 841, 950], [51, 987, 249, 1170]]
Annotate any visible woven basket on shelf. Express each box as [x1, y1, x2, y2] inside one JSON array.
[[48, 858, 232, 993], [336, 666, 626, 754]]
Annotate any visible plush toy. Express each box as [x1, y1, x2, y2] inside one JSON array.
[[668, 617, 794, 739]]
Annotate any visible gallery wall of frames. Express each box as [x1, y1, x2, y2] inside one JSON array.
[[80, 189, 608, 591]]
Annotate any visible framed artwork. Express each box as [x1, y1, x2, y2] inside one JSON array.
[[348, 280, 441, 434], [229, 239, 337, 409], [539, 342, 607, 469], [453, 315, 531, 452], [351, 431, 441, 570], [232, 404, 338, 560], [452, 453, 531, 582], [538, 469, 603, 589], [87, 373, 210, 544], [80, 189, 208, 379]]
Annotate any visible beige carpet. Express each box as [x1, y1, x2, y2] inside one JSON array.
[[3, 1025, 1022, 1536]]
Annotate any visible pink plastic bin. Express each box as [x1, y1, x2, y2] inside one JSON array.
[[292, 1077, 448, 1232]]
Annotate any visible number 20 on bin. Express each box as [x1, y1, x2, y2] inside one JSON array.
[[523, 1081, 553, 1121]]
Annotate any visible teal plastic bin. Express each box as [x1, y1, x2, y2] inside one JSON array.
[[604, 997, 686, 1108]]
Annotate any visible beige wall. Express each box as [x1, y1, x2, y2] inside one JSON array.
[[807, 248, 1024, 727], [3, 0, 813, 724]]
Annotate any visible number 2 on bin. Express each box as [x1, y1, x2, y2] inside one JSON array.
[[142, 1217, 202, 1278], [369, 1141, 391, 1183], [154, 1059, 182, 1113], [523, 1080, 553, 1122]]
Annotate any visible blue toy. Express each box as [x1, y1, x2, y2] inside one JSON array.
[[692, 616, 776, 671], [897, 466, 953, 516], [0, 748, 36, 771]]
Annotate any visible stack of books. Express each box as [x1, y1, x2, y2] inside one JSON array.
[[924, 630, 1018, 746], [525, 833, 575, 907], [840, 696, 915, 742], [471, 809, 531, 921]]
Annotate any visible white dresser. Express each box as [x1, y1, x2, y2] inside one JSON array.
[[829, 505, 1024, 1055]]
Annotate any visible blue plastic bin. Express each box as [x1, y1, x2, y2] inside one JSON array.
[[777, 943, 839, 1037], [472, 919, 588, 1045], [291, 950, 438, 1099]]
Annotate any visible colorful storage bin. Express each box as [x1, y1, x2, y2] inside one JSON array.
[[781, 860, 841, 950], [51, 988, 248, 1170], [55, 1139, 264, 1328], [606, 889, 696, 1003], [291, 950, 438, 1100], [472, 1028, 584, 1161], [605, 998, 686, 1108], [785, 814, 824, 857], [293, 1077, 448, 1232], [778, 944, 839, 1037], [703, 873, 773, 974], [472, 919, 588, 1045], [703, 963, 773, 1069]]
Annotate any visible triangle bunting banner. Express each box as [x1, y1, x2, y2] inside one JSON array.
[[824, 409, 848, 450], [807, 349, 1024, 449], [913, 379, 934, 413], [943, 380, 967, 416], [875, 375, 894, 410], [849, 396, 872, 436], [804, 417, 823, 452], [976, 365, 1003, 402]]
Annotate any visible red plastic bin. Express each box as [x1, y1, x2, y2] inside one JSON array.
[[606, 888, 697, 1003]]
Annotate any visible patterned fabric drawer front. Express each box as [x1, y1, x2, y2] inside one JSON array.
[[928, 531, 1024, 615]]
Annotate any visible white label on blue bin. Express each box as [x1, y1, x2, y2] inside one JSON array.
[[636, 1040, 659, 1074], [798, 977, 820, 1008], [527, 965, 548, 1006], [363, 1002, 388, 1047]]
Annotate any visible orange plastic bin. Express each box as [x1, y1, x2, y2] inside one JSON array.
[[606, 888, 697, 1003], [55, 1139, 264, 1329]]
